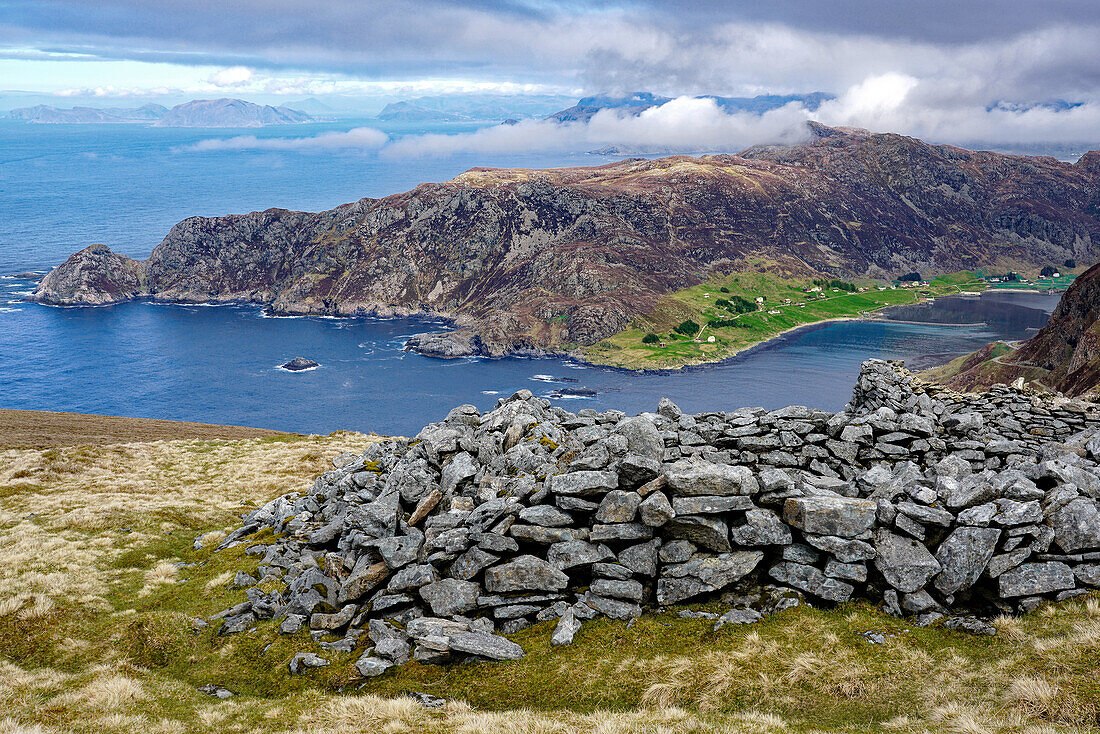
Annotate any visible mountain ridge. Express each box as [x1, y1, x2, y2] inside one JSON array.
[[7, 98, 312, 127], [32, 124, 1100, 364]]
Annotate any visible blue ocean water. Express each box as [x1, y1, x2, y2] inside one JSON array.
[[0, 120, 1062, 434]]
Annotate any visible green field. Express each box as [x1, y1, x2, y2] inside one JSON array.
[[583, 271, 987, 370]]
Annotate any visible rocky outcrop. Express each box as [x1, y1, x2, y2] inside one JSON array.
[[208, 360, 1100, 675], [280, 357, 320, 371], [34, 244, 146, 306], [34, 125, 1100, 356]]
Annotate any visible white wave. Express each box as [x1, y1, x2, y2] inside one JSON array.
[[545, 392, 594, 400], [530, 374, 557, 382], [0, 306, 23, 313], [275, 364, 320, 373], [481, 390, 500, 395]]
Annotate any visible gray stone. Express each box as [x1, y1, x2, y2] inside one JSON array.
[[595, 491, 642, 523], [547, 540, 614, 570], [824, 559, 868, 582], [618, 539, 660, 577], [549, 471, 618, 496], [803, 534, 876, 563], [998, 562, 1075, 597], [897, 502, 954, 527], [589, 523, 653, 542], [375, 532, 424, 570], [582, 591, 642, 620], [447, 632, 525, 660], [992, 499, 1043, 526], [388, 563, 439, 592], [289, 652, 330, 674], [664, 515, 731, 552], [591, 578, 644, 602], [310, 604, 355, 631], [509, 524, 575, 544], [657, 551, 764, 605], [873, 529, 942, 593], [551, 607, 582, 646], [484, 555, 570, 593], [450, 547, 498, 581], [987, 548, 1031, 578], [638, 491, 675, 527], [616, 416, 666, 460], [666, 459, 757, 496], [518, 505, 574, 527], [713, 607, 763, 629], [355, 655, 394, 678], [782, 543, 821, 564], [783, 496, 877, 538], [934, 527, 1001, 596], [1049, 498, 1100, 553], [279, 614, 306, 634], [618, 454, 662, 489], [659, 539, 696, 563], [657, 397, 683, 420], [768, 562, 854, 602], [1073, 564, 1100, 586], [440, 452, 478, 493], [419, 579, 480, 617], [730, 508, 792, 546], [671, 495, 754, 514], [374, 636, 411, 664]]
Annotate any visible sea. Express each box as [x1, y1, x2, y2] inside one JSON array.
[[0, 119, 1063, 435]]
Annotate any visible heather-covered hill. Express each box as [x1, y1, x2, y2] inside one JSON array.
[[33, 124, 1100, 359]]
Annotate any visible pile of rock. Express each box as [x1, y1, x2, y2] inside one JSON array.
[[207, 360, 1100, 676]]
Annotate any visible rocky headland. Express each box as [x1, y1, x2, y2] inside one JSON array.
[[207, 360, 1100, 676], [32, 124, 1100, 363]]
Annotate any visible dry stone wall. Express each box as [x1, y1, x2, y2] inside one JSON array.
[[208, 359, 1100, 677]]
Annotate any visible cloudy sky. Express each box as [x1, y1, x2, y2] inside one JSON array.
[[4, 1, 1100, 149]]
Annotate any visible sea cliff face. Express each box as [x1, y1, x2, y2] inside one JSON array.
[[33, 125, 1100, 357]]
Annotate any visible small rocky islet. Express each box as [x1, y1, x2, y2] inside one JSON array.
[[207, 359, 1100, 678], [279, 357, 320, 372]]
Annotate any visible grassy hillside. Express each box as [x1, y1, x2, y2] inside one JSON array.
[[582, 271, 986, 370], [1, 422, 1098, 733]]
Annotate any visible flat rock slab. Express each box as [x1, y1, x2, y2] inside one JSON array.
[[784, 496, 876, 538]]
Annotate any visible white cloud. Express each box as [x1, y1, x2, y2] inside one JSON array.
[[184, 126, 388, 152], [207, 65, 252, 86], [383, 96, 812, 157]]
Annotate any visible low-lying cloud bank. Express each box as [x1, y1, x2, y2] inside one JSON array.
[[185, 74, 1100, 159], [184, 126, 389, 152]]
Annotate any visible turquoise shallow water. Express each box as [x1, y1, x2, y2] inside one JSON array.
[[0, 120, 1062, 434]]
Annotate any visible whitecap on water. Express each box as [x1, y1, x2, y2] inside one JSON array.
[[481, 390, 500, 395], [275, 364, 320, 373]]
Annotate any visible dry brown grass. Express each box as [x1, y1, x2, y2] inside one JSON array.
[[0, 408, 287, 449]]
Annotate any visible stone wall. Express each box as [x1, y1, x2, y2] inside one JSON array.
[[208, 359, 1100, 677]]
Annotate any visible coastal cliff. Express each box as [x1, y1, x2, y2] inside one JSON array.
[[33, 125, 1100, 358]]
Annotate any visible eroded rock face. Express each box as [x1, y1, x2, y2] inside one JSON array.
[[33, 127, 1100, 357], [210, 360, 1100, 676]]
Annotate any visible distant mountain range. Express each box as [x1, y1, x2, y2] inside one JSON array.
[[7, 98, 313, 127], [375, 94, 572, 123], [7, 103, 169, 124], [546, 91, 833, 123]]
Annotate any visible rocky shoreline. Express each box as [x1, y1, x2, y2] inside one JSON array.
[[205, 360, 1100, 677]]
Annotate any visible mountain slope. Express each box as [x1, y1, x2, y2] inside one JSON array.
[[33, 125, 1100, 359]]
